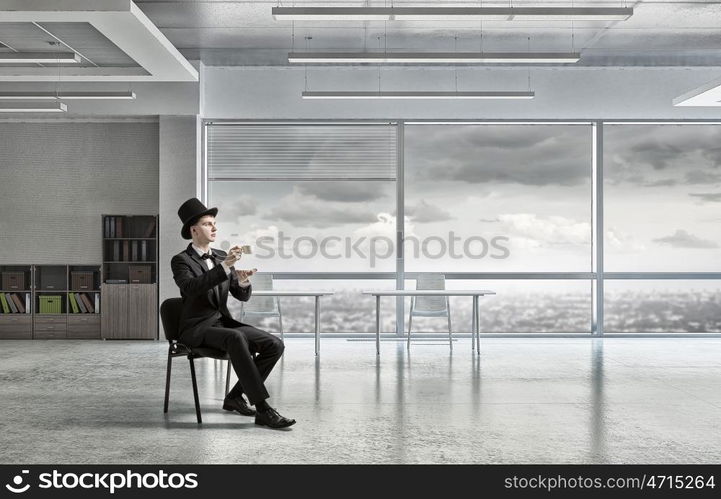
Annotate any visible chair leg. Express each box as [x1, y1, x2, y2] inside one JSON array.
[[225, 359, 231, 397], [188, 357, 202, 424], [277, 299, 284, 340], [163, 350, 172, 413], [407, 297, 414, 351], [446, 297, 453, 352]]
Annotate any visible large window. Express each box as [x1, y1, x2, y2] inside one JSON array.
[[604, 124, 721, 333], [605, 124, 721, 272], [404, 124, 592, 272], [206, 121, 721, 335]]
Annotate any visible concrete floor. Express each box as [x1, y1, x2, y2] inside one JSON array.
[[1, 337, 720, 464]]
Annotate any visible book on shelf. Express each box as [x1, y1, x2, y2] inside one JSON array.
[[76, 294, 87, 313], [113, 241, 119, 262], [25, 293, 29, 313], [11, 294, 24, 313], [131, 241, 138, 261], [123, 241, 129, 262], [68, 293, 80, 314], [6, 293, 18, 313], [110, 217, 115, 238], [94, 293, 100, 313], [0, 293, 9, 313], [142, 219, 156, 238], [104, 217, 110, 238], [141, 240, 147, 261], [116, 217, 123, 238], [80, 293, 94, 313]]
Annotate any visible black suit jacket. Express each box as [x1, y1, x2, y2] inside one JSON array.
[[170, 243, 252, 347]]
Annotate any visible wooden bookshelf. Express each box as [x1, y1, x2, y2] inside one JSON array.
[[0, 264, 100, 339], [101, 215, 158, 340], [0, 265, 33, 338]]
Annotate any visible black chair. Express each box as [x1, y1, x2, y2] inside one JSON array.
[[161, 298, 231, 424]]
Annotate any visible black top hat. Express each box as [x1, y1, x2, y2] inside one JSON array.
[[177, 198, 218, 240]]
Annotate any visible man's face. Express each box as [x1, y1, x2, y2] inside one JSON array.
[[192, 215, 217, 243]]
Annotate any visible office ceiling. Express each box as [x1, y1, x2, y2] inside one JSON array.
[[132, 0, 721, 68], [1, 1, 720, 108]]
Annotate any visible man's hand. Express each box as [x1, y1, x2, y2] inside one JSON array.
[[223, 245, 245, 267], [235, 268, 257, 283]]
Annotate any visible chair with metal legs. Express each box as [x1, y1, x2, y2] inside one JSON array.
[[161, 297, 232, 424], [407, 273, 453, 351], [240, 273, 284, 339]]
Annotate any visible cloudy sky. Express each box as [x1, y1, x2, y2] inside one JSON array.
[[208, 124, 721, 278]]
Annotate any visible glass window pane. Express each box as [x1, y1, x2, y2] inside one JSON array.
[[402, 279, 591, 334], [209, 180, 396, 272], [404, 124, 592, 272], [227, 279, 397, 334], [605, 280, 721, 333], [604, 124, 721, 272]]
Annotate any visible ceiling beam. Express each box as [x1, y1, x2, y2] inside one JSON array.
[[0, 0, 197, 82]]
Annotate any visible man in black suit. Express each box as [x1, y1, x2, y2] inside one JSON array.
[[171, 197, 295, 428]]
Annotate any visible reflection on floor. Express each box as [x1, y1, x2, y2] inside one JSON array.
[[1, 338, 720, 464]]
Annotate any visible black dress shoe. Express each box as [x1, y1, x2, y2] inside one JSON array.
[[223, 396, 256, 416], [255, 408, 296, 429]]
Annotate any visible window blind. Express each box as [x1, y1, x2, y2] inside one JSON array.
[[206, 124, 397, 180]]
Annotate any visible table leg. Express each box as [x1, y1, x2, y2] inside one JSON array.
[[375, 295, 381, 355], [473, 295, 481, 355], [471, 295, 476, 352], [314, 295, 320, 356]]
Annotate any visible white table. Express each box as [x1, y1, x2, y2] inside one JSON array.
[[362, 290, 496, 355], [251, 291, 334, 355]]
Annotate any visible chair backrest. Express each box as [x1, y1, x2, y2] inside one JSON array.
[[414, 273, 447, 312], [243, 273, 278, 313], [160, 297, 183, 342]]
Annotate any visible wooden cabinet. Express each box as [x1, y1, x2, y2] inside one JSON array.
[[34, 315, 67, 339], [68, 315, 101, 339], [0, 315, 32, 339], [101, 284, 157, 339]]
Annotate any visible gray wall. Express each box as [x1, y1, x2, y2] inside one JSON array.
[[0, 120, 159, 264], [159, 116, 199, 314]]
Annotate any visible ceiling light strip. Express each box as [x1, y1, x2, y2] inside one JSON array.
[[0, 102, 67, 112], [289, 52, 580, 64], [301, 91, 535, 100], [273, 7, 633, 21], [0, 52, 81, 64], [0, 91, 136, 100]]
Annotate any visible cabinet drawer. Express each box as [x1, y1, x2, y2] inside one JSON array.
[[33, 323, 67, 332], [34, 315, 67, 325], [0, 315, 32, 339], [67, 315, 100, 339], [34, 329, 67, 339]]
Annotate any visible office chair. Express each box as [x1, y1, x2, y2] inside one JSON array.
[[161, 297, 232, 424], [408, 273, 453, 351], [240, 273, 284, 339]]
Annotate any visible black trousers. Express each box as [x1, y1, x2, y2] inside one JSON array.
[[199, 318, 284, 405]]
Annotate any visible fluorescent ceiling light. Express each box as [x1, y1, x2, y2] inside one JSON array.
[[0, 91, 136, 100], [0, 52, 81, 64], [273, 7, 633, 21], [0, 102, 67, 112], [302, 91, 535, 100], [289, 52, 580, 64]]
